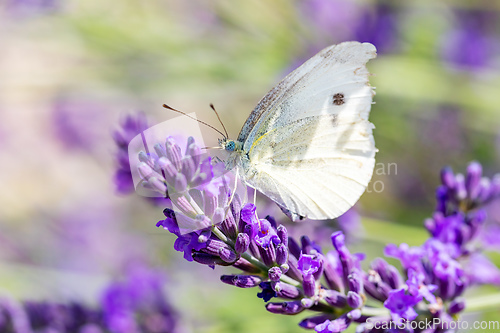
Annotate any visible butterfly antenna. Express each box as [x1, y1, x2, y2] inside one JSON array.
[[210, 104, 229, 139], [162, 104, 227, 139], [202, 146, 223, 150]]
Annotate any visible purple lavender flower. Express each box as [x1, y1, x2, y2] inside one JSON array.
[[113, 113, 149, 195], [140, 135, 233, 234], [441, 9, 500, 71], [51, 97, 106, 151], [299, 1, 399, 54], [315, 315, 349, 333], [336, 207, 363, 239], [299, 0, 361, 43], [0, 265, 178, 332], [352, 3, 399, 54], [384, 288, 421, 325], [5, 0, 59, 16], [141, 135, 500, 332], [462, 252, 500, 286], [101, 264, 177, 333]]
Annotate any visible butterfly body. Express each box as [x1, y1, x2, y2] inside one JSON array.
[[221, 42, 377, 220]]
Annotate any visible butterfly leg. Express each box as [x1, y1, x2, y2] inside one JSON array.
[[224, 167, 239, 219]]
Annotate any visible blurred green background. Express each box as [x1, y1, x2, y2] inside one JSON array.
[[1, 0, 500, 332]]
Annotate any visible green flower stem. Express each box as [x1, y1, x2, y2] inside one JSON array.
[[211, 225, 229, 243], [361, 306, 390, 317], [279, 274, 301, 287], [238, 251, 301, 287], [463, 292, 500, 313], [239, 252, 269, 272]]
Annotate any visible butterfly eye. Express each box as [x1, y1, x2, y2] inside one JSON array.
[[226, 140, 236, 151]]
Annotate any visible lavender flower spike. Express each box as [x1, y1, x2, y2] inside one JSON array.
[[140, 133, 500, 333], [142, 136, 231, 234]]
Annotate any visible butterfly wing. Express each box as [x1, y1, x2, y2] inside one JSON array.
[[238, 42, 377, 220]]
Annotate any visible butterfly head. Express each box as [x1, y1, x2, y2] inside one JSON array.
[[219, 138, 242, 152]]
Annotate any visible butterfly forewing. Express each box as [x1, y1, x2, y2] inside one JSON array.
[[237, 41, 377, 220]]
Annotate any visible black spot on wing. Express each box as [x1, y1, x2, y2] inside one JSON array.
[[333, 93, 345, 106]]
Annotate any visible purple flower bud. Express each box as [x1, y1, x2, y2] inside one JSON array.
[[448, 298, 465, 315], [204, 239, 232, 256], [348, 272, 363, 293], [313, 255, 325, 281], [181, 156, 197, 184], [286, 254, 303, 282], [145, 177, 166, 194], [425, 217, 436, 234], [138, 162, 154, 179], [232, 258, 260, 273], [202, 189, 217, 218], [303, 274, 316, 297], [268, 267, 282, 282], [323, 290, 347, 308], [331, 232, 356, 286], [220, 275, 262, 288], [174, 173, 187, 192], [265, 301, 304, 315], [138, 151, 151, 164], [364, 270, 392, 302], [299, 315, 334, 329], [185, 137, 202, 166], [276, 225, 288, 248], [221, 203, 238, 239], [466, 161, 482, 200], [436, 185, 449, 214], [276, 243, 288, 266], [301, 235, 316, 254], [165, 136, 182, 170], [347, 291, 363, 309], [323, 253, 343, 292], [235, 233, 250, 254], [347, 309, 361, 320], [258, 242, 277, 267], [230, 193, 242, 224], [218, 247, 238, 263], [301, 298, 314, 308], [154, 142, 167, 158], [489, 174, 500, 200], [265, 215, 277, 229], [158, 157, 178, 186], [192, 252, 226, 266], [315, 316, 349, 333], [272, 282, 302, 299], [476, 177, 491, 203], [288, 237, 302, 259], [455, 173, 467, 200], [441, 166, 456, 189]]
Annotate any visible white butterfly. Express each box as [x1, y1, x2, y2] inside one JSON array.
[[220, 41, 377, 220]]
